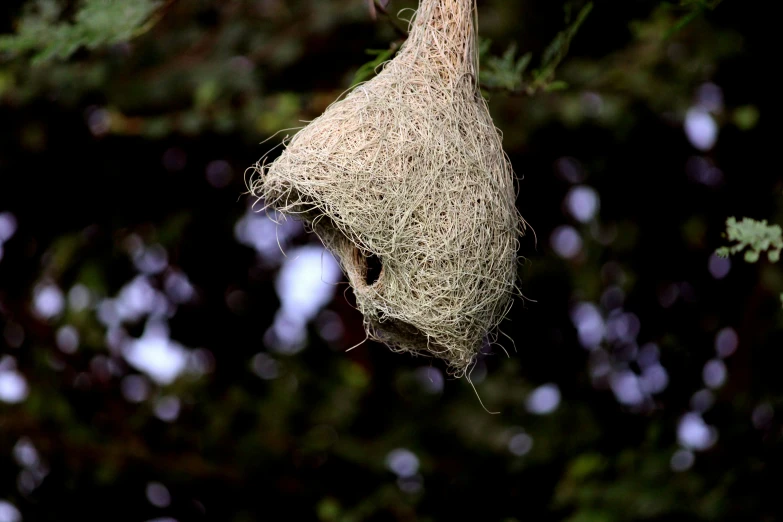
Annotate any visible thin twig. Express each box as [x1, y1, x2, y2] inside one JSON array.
[[373, 0, 409, 38]]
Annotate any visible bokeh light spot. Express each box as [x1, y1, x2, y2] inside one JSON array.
[[121, 374, 150, 403], [508, 433, 534, 456], [670, 449, 695, 472], [690, 389, 715, 413], [639, 363, 669, 395], [708, 254, 731, 279], [0, 368, 29, 404], [122, 321, 188, 385], [752, 403, 774, 430], [154, 396, 181, 422], [610, 370, 644, 406], [414, 367, 444, 394], [571, 302, 605, 349], [33, 283, 64, 320], [12, 438, 39, 468], [526, 383, 561, 415], [0, 212, 17, 242], [551, 225, 583, 259], [68, 284, 92, 312], [146, 482, 171, 508], [677, 413, 717, 451], [685, 108, 718, 151], [566, 185, 600, 223], [555, 157, 585, 184], [385, 449, 419, 478], [55, 325, 80, 354], [702, 358, 727, 389], [252, 353, 280, 380], [715, 327, 738, 358], [0, 500, 22, 522]]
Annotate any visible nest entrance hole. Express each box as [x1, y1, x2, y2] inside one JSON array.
[[354, 247, 383, 286], [365, 253, 383, 286]]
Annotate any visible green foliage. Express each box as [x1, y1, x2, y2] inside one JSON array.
[[0, 0, 162, 65], [717, 216, 783, 305], [664, 0, 724, 38], [352, 1, 592, 97], [733, 105, 760, 130], [534, 2, 593, 86], [479, 2, 593, 96], [480, 41, 532, 92], [716, 217, 783, 263], [350, 44, 399, 87]]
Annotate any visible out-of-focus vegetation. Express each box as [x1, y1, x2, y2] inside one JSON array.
[[479, 2, 592, 95], [0, 0, 162, 64], [717, 217, 781, 264], [0, 1, 779, 521], [717, 217, 783, 305]]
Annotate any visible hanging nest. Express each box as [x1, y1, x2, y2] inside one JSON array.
[[251, 0, 525, 376]]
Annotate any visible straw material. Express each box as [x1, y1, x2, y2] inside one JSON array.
[[251, 0, 524, 376]]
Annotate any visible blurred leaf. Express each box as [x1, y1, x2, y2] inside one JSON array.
[[0, 70, 14, 96], [340, 360, 370, 389], [545, 80, 569, 91], [351, 44, 398, 87], [479, 2, 592, 95], [733, 105, 760, 130], [0, 0, 162, 65], [317, 497, 342, 521], [664, 0, 724, 38], [568, 453, 606, 480], [565, 511, 613, 522], [481, 43, 532, 91], [194, 79, 220, 110], [534, 2, 593, 85]]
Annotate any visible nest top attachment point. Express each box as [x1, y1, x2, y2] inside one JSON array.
[[252, 0, 525, 376]]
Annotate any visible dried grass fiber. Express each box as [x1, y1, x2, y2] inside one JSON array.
[[251, 0, 525, 376]]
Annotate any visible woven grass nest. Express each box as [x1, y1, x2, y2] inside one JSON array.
[[251, 0, 525, 377]]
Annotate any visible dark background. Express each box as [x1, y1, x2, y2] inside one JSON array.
[[0, 1, 780, 521]]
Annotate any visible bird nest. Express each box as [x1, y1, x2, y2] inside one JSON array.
[[251, 0, 525, 376]]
